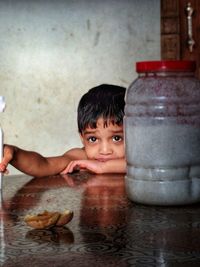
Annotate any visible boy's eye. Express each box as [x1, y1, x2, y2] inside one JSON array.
[[113, 135, 123, 142], [88, 136, 97, 143]]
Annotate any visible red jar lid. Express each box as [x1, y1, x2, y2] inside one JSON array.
[[136, 60, 196, 73]]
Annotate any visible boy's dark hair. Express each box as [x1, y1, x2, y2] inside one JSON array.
[[78, 84, 126, 133]]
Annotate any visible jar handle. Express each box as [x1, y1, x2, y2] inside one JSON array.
[[186, 2, 195, 52]]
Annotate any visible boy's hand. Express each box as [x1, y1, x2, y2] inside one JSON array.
[[60, 160, 104, 174], [0, 163, 9, 174], [60, 158, 126, 175], [0, 145, 15, 174]]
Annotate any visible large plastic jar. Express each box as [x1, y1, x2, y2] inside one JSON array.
[[124, 60, 200, 205]]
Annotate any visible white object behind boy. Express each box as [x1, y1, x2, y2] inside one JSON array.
[[0, 96, 6, 193]]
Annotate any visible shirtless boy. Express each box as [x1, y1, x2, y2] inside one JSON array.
[[0, 84, 126, 177]]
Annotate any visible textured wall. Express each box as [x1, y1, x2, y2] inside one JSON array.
[[0, 0, 160, 175]]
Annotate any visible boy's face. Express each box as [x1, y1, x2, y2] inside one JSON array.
[[80, 118, 124, 161]]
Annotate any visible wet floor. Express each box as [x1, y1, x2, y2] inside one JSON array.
[[1, 173, 200, 267]]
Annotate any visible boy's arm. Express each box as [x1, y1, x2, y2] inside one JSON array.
[[0, 144, 86, 177], [101, 158, 126, 174], [61, 158, 126, 174]]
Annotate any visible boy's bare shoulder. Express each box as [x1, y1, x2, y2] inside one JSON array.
[[63, 147, 87, 160]]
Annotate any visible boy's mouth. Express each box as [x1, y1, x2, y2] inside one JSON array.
[[96, 158, 114, 162]]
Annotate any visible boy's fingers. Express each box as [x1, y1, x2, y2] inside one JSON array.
[[60, 166, 70, 174], [0, 163, 7, 171], [62, 161, 76, 174], [0, 163, 9, 174], [61, 161, 85, 174]]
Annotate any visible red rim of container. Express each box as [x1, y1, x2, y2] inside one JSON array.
[[136, 60, 196, 72]]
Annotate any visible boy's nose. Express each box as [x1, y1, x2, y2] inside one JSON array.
[[99, 142, 112, 155]]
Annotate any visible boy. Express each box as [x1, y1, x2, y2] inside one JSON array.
[[0, 84, 126, 177]]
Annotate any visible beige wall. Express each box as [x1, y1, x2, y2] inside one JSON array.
[[0, 0, 160, 175]]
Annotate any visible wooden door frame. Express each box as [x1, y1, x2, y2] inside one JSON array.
[[161, 0, 180, 60]]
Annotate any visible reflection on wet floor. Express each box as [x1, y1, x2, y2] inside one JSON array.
[[1, 173, 200, 266], [26, 227, 74, 245]]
